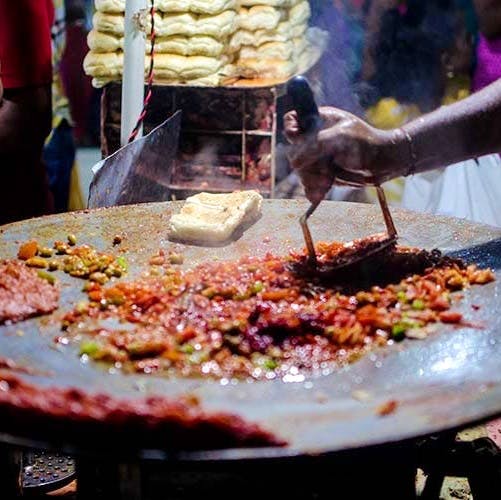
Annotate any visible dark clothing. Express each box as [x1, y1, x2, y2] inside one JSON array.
[[43, 121, 76, 213]]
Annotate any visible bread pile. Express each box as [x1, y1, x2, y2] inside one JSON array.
[[231, 0, 312, 80], [84, 0, 312, 87], [84, 0, 239, 87]]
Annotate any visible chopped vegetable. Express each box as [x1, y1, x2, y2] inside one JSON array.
[[75, 301, 89, 314], [116, 256, 128, 271], [89, 272, 108, 285], [180, 344, 195, 354], [38, 247, 53, 258], [438, 311, 463, 324], [60, 243, 494, 380], [48, 260, 59, 271], [18, 241, 38, 260], [411, 299, 425, 310], [201, 287, 216, 299], [54, 241, 70, 255], [67, 234, 77, 246], [391, 323, 407, 340], [263, 358, 278, 370], [37, 270, 56, 285], [79, 341, 101, 357], [25, 257, 48, 269], [168, 253, 184, 265], [149, 256, 165, 266], [377, 400, 398, 416]]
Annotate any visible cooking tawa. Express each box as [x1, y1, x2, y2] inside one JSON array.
[[0, 200, 500, 461]]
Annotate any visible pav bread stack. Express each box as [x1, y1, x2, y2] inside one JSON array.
[[84, 0, 239, 87], [232, 0, 312, 80], [84, 0, 313, 87]]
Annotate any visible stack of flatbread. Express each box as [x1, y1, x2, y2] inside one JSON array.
[[83, 0, 313, 87], [84, 0, 239, 87], [231, 0, 312, 80]]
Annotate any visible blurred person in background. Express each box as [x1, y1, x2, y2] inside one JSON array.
[[472, 0, 501, 95], [401, 0, 501, 223], [359, 0, 476, 208], [0, 0, 54, 223], [63, 0, 97, 146], [361, 0, 472, 112], [44, 0, 78, 213]]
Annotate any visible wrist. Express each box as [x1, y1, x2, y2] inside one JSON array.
[[384, 128, 417, 178]]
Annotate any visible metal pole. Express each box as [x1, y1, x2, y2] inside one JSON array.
[[121, 0, 147, 146]]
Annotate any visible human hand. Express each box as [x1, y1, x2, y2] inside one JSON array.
[[284, 107, 409, 203]]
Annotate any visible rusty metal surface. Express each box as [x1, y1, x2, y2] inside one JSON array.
[[0, 200, 500, 460]]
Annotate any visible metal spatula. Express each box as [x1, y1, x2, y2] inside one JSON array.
[[88, 111, 182, 208], [287, 76, 398, 270]]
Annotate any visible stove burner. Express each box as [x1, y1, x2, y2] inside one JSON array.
[[22, 450, 75, 493]]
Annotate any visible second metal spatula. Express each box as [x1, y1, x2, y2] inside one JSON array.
[[286, 76, 398, 271]]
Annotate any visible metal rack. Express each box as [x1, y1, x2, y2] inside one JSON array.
[[101, 83, 282, 199]]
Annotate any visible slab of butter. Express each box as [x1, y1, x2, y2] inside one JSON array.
[[168, 191, 263, 244]]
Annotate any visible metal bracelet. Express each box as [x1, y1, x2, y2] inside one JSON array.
[[401, 129, 417, 177]]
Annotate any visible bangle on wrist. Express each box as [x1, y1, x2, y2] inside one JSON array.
[[399, 128, 417, 177]]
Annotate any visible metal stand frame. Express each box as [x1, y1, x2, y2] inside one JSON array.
[[0, 435, 499, 499]]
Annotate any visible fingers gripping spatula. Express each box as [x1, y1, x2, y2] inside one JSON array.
[[286, 76, 398, 271], [88, 111, 182, 209]]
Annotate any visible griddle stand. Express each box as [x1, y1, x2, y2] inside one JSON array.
[[1, 434, 500, 499], [72, 442, 418, 500]]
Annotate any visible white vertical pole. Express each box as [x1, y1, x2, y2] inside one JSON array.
[[121, 0, 147, 146]]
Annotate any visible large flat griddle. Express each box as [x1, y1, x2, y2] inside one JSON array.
[[0, 200, 500, 461]]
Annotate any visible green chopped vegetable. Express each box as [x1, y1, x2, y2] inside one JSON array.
[[263, 358, 278, 370], [396, 290, 408, 302], [180, 344, 195, 354], [116, 256, 128, 271], [80, 341, 100, 357], [37, 270, 56, 284], [391, 323, 407, 340], [412, 299, 425, 310], [67, 234, 77, 246], [251, 281, 264, 294]]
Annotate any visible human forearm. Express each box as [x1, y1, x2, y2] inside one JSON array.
[[401, 78, 501, 175]]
